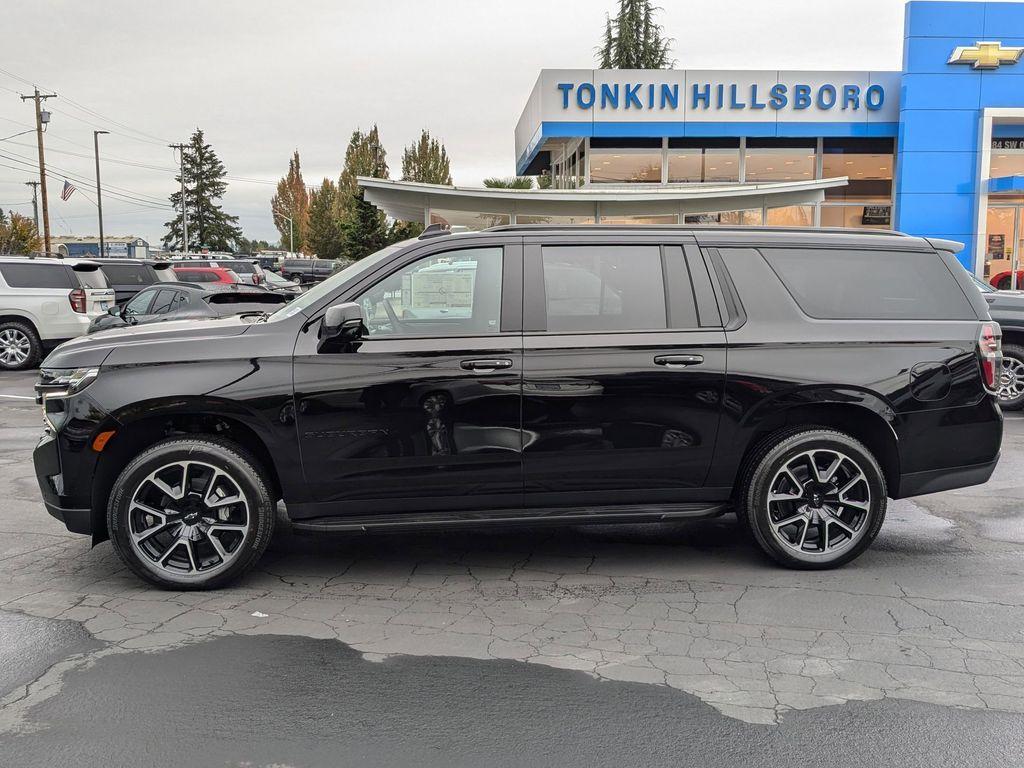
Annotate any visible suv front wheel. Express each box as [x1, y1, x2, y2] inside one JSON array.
[[107, 437, 276, 589], [739, 429, 887, 569]]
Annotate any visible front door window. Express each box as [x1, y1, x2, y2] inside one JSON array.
[[358, 247, 503, 336]]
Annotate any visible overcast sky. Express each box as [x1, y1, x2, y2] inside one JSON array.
[[1, 0, 912, 247]]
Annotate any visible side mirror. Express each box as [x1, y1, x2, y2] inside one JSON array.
[[318, 302, 365, 350], [107, 305, 120, 316]]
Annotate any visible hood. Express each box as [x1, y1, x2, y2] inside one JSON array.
[[42, 315, 255, 369]]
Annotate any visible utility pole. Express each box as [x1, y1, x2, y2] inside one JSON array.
[[93, 131, 109, 258], [169, 143, 188, 254], [24, 181, 40, 237], [20, 89, 57, 256]]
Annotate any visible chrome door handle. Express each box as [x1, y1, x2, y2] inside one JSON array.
[[461, 358, 513, 371], [654, 354, 704, 368]]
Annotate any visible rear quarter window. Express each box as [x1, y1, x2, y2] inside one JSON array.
[[72, 267, 110, 289], [0, 262, 74, 289], [760, 248, 976, 320]]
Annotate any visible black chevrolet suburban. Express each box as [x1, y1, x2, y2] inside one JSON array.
[[33, 226, 1003, 589]]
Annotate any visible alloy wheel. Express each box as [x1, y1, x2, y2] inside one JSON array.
[[0, 328, 31, 366], [127, 460, 250, 580], [766, 449, 871, 558], [998, 356, 1024, 404]]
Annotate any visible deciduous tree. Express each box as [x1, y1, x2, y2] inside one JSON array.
[[0, 210, 40, 255], [271, 150, 310, 253]]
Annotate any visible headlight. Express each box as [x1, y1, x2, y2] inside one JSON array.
[[38, 367, 100, 397], [36, 368, 100, 431]]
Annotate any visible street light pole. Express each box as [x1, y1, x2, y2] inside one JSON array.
[[93, 131, 109, 258], [273, 208, 294, 253]]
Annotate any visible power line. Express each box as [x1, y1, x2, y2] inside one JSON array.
[[0, 153, 170, 211], [0, 147, 169, 204]]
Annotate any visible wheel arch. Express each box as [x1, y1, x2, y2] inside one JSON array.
[[0, 313, 41, 336], [732, 397, 900, 498], [90, 400, 284, 543]]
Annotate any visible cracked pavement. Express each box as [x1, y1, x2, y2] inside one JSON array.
[[1, 370, 1023, 764]]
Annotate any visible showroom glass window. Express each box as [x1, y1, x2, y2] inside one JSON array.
[[667, 139, 740, 183], [358, 247, 503, 337], [588, 138, 663, 184], [429, 209, 510, 231], [744, 138, 816, 183], [684, 209, 764, 226], [820, 138, 894, 230]]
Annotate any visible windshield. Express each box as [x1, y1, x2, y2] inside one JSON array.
[[269, 242, 410, 320]]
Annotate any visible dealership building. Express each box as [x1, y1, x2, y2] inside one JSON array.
[[361, 0, 1024, 285]]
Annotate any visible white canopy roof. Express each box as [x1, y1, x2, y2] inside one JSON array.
[[358, 176, 848, 224]]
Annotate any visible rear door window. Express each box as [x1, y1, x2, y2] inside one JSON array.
[[760, 248, 976, 320], [0, 262, 74, 289], [540, 245, 667, 332]]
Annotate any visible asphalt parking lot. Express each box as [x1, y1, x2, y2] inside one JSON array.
[[0, 369, 1022, 767]]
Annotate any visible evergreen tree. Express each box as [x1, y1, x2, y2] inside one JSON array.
[[0, 210, 40, 255], [483, 176, 534, 189], [597, 0, 674, 69], [162, 128, 242, 252], [271, 150, 310, 253], [338, 125, 394, 260], [235, 236, 276, 254], [401, 130, 453, 185], [306, 178, 346, 260]]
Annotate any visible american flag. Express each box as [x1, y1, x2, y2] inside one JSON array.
[[60, 179, 76, 201]]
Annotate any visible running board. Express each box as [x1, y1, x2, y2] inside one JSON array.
[[289, 503, 730, 533]]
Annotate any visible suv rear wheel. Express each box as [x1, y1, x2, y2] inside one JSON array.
[[107, 437, 276, 589], [739, 429, 887, 569], [998, 343, 1024, 411], [0, 320, 41, 370]]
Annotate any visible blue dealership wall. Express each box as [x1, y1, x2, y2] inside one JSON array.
[[896, 1, 1024, 270]]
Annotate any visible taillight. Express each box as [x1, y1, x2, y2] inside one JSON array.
[[979, 322, 1002, 392], [69, 288, 86, 313]]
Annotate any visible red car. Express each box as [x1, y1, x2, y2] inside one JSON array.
[[990, 270, 1024, 290], [172, 266, 241, 285]]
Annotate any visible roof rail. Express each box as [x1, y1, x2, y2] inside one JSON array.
[[482, 224, 909, 237], [418, 222, 452, 240]]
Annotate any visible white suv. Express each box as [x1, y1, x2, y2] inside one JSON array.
[[0, 257, 115, 370]]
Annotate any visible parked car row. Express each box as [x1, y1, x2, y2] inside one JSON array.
[[0, 255, 302, 370]]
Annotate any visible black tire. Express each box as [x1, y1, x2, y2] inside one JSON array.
[[0, 319, 42, 370], [998, 343, 1024, 411], [738, 428, 887, 569], [107, 436, 276, 590]]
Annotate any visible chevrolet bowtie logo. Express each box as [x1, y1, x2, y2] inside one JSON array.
[[948, 41, 1024, 69]]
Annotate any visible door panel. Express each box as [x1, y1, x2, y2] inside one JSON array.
[[522, 331, 727, 505], [290, 241, 524, 518], [292, 336, 523, 516], [520, 240, 727, 506]]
